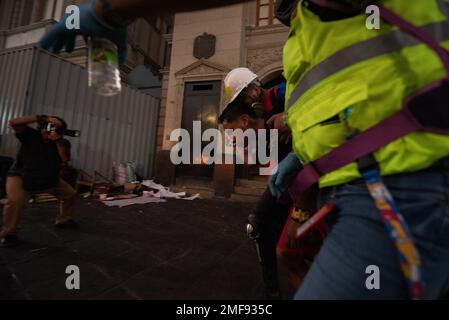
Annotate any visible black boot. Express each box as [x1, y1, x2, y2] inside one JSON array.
[[261, 265, 282, 300]]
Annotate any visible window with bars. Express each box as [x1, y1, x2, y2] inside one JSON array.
[[256, 0, 281, 26]]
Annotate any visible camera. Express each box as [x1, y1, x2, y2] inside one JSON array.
[[46, 122, 81, 137], [64, 129, 81, 137]]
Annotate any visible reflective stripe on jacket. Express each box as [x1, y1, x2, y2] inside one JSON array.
[[284, 0, 449, 188]]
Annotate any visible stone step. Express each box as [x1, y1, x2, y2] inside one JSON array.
[[229, 193, 260, 203], [173, 176, 266, 201], [175, 177, 212, 189], [233, 186, 265, 197], [170, 185, 215, 199], [235, 178, 268, 189]]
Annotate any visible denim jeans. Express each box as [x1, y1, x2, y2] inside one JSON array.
[[294, 165, 449, 300]]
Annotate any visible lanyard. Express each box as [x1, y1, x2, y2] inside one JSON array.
[[361, 168, 423, 300]]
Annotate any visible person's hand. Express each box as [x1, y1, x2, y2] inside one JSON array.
[[38, 1, 128, 65], [266, 113, 291, 144], [268, 153, 302, 199], [47, 117, 63, 127]]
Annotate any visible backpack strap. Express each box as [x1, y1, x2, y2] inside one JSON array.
[[379, 4, 449, 77], [288, 110, 420, 198]]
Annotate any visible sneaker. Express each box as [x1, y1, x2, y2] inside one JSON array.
[[55, 219, 80, 230], [1, 235, 21, 248]]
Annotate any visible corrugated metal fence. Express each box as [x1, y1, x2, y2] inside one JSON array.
[[0, 46, 160, 178]]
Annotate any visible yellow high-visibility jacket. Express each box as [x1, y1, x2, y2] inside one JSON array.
[[284, 0, 449, 188]]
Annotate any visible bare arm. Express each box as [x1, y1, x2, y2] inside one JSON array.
[[93, 0, 251, 26], [9, 115, 42, 134]]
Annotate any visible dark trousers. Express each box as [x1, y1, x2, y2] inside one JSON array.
[[252, 187, 291, 293]]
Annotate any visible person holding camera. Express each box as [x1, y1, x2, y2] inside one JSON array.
[[0, 115, 80, 247]]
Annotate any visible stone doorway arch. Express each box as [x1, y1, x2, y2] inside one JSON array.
[[257, 63, 284, 88]]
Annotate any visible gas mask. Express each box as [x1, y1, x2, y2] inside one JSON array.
[[251, 102, 265, 119]]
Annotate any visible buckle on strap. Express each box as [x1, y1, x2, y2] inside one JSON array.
[[347, 128, 379, 175], [357, 154, 379, 175]]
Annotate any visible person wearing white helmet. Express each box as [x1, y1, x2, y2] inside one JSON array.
[[224, 68, 261, 103], [221, 68, 310, 299], [224, 68, 290, 143]]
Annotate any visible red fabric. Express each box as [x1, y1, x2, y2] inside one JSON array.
[[264, 86, 278, 113], [277, 207, 328, 258], [261, 86, 278, 181]]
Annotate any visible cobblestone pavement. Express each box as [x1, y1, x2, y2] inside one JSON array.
[[0, 198, 278, 300]]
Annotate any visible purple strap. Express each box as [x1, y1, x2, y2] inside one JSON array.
[[288, 110, 421, 198], [379, 5, 449, 77]]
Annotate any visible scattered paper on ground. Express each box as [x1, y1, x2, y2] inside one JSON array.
[[101, 180, 200, 207], [141, 180, 166, 191], [103, 196, 166, 208], [141, 180, 200, 200]]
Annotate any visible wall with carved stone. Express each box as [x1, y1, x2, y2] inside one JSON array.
[[245, 24, 288, 81], [159, 1, 289, 152], [161, 3, 247, 150]]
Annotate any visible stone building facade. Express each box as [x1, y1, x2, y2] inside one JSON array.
[[0, 0, 172, 91], [155, 0, 289, 199], [0, 0, 288, 198]]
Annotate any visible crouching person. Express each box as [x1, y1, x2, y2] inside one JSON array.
[[0, 115, 79, 247]]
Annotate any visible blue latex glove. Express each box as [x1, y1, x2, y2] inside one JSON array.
[[268, 153, 302, 199], [38, 1, 128, 65]]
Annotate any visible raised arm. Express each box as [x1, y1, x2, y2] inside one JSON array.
[[9, 115, 46, 134]]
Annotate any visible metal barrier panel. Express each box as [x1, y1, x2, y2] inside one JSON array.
[[0, 47, 36, 157], [0, 47, 160, 178]]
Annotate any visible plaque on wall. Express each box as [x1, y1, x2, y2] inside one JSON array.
[[193, 33, 216, 59]]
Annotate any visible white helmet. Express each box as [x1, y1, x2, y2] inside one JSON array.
[[224, 67, 259, 103]]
